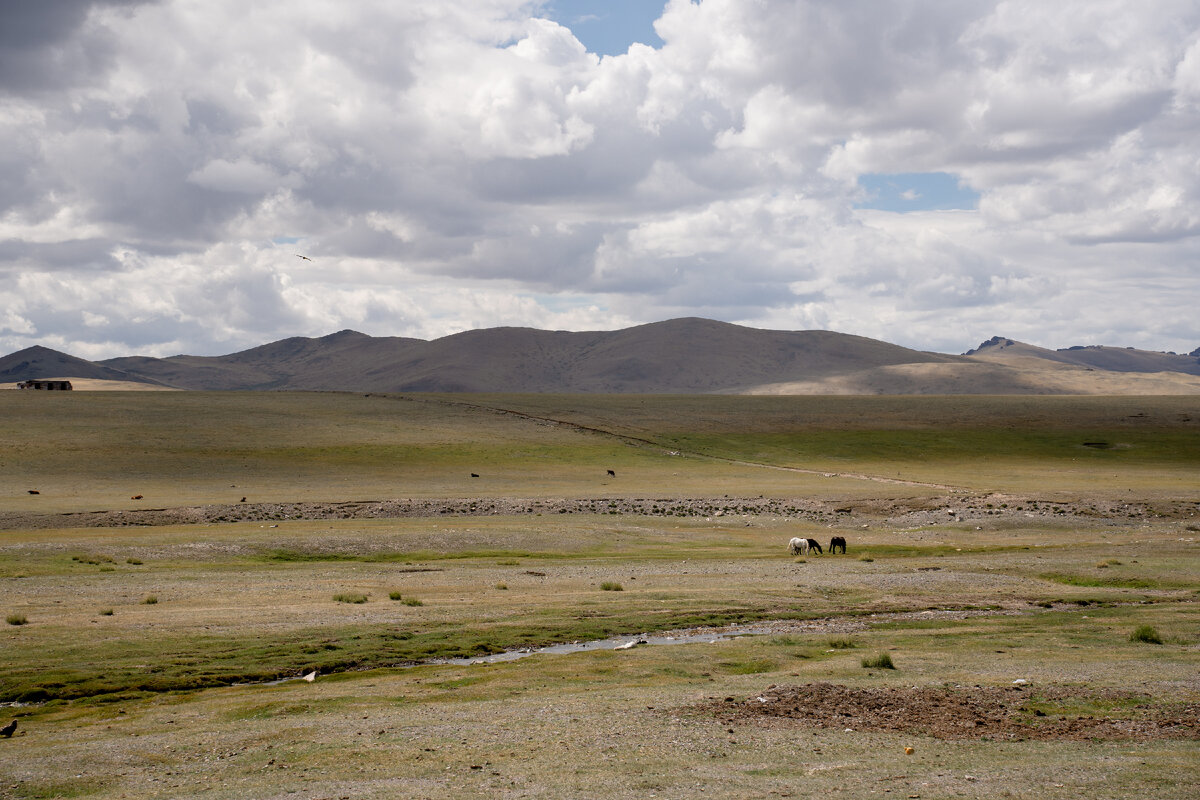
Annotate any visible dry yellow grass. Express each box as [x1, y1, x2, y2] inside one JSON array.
[[0, 392, 1197, 799]]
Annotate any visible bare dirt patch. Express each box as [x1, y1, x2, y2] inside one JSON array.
[[705, 682, 1200, 741]]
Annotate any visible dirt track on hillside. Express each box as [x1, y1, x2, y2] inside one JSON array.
[[3, 493, 1199, 531]]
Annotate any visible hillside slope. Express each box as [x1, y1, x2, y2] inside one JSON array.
[[4, 322, 1198, 394]]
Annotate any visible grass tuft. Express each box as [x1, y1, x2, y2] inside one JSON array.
[[600, 581, 624, 591], [141, 596, 158, 605], [7, 614, 28, 626], [100, 608, 114, 616], [72, 554, 115, 565], [1129, 625, 1163, 645], [828, 638, 857, 649], [402, 597, 424, 606], [333, 593, 368, 604], [388, 591, 403, 601], [861, 652, 895, 669]]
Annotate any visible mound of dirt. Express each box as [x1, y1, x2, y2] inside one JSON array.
[[3, 493, 1197, 531], [705, 683, 1200, 741]]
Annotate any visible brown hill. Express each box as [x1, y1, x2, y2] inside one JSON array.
[[0, 345, 167, 387], [97, 318, 959, 392], [4, 321, 1199, 394], [102, 330, 424, 391], [964, 335, 1200, 375]]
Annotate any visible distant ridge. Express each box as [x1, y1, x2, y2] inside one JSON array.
[[964, 335, 1200, 376], [0, 345, 168, 386], [2, 320, 1199, 394], [97, 318, 960, 392]]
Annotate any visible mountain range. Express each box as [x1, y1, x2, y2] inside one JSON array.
[[2, 318, 1199, 394]]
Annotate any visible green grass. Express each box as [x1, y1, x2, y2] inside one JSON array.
[[3, 394, 1198, 516], [1040, 572, 1158, 589], [0, 602, 796, 703], [719, 658, 778, 675], [861, 652, 896, 669], [333, 593, 369, 604], [1130, 624, 1164, 644]]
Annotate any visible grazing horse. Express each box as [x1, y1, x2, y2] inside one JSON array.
[[607, 469, 616, 477], [829, 536, 847, 554], [788, 537, 809, 556], [805, 538, 823, 554]]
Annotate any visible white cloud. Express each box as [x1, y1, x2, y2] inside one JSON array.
[[1, 0, 1198, 359]]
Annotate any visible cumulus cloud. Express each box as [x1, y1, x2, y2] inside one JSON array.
[[1, 0, 1197, 358]]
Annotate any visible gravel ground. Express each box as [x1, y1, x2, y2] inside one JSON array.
[[3, 492, 1199, 531]]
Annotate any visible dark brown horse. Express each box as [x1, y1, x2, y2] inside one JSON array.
[[829, 536, 847, 554]]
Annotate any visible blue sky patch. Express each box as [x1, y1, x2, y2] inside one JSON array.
[[855, 172, 980, 212], [544, 0, 666, 56]]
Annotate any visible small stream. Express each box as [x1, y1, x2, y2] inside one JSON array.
[[262, 607, 1015, 684]]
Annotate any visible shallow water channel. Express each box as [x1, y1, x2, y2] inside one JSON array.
[[263, 608, 1009, 685]]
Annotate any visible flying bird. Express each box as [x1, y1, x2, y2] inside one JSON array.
[[295, 254, 312, 261]]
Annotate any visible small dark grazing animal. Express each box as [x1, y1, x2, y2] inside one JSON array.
[[470, 473, 480, 478], [27, 490, 39, 495], [131, 494, 143, 500], [0, 720, 16, 738], [805, 538, 823, 554], [607, 469, 616, 477], [829, 536, 847, 554]]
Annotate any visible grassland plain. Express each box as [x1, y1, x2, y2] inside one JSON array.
[[0, 391, 1198, 799]]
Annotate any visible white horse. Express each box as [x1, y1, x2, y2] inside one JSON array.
[[788, 537, 809, 556]]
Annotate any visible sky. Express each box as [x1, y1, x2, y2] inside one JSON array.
[[1, 0, 1198, 360]]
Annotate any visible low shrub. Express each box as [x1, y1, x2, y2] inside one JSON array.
[[141, 596, 158, 605], [402, 597, 423, 606], [861, 652, 896, 669], [388, 591, 403, 601], [600, 581, 623, 591], [333, 593, 368, 604], [72, 554, 115, 565], [495, 582, 508, 590], [1130, 625, 1163, 644], [6, 614, 28, 626], [858, 555, 874, 563], [126, 558, 143, 565], [100, 608, 114, 616]]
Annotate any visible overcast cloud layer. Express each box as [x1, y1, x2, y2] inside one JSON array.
[[2, 0, 1198, 359]]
